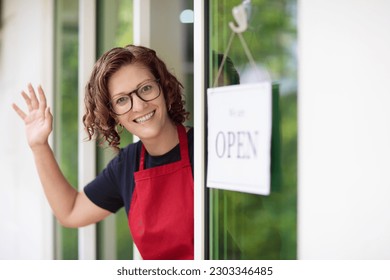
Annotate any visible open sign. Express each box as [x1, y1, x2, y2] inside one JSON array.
[[207, 82, 272, 196]]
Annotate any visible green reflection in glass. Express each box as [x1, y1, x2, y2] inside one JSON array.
[[96, 0, 134, 260], [54, 0, 79, 260], [208, 0, 297, 260]]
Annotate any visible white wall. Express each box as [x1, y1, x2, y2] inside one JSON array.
[[298, 0, 390, 259], [0, 0, 54, 259]]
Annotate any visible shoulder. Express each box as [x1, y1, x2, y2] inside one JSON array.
[[118, 140, 142, 159], [106, 140, 142, 171]]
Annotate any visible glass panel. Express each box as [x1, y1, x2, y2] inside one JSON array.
[[54, 0, 79, 260], [95, 0, 194, 259], [182, 0, 194, 127], [207, 0, 297, 259], [96, 0, 134, 260]]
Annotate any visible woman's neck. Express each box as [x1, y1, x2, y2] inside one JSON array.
[[141, 122, 179, 156]]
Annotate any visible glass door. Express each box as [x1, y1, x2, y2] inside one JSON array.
[[54, 0, 79, 260], [207, 0, 297, 259], [95, 0, 134, 260]]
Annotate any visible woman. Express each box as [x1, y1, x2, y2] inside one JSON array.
[[12, 45, 194, 260]]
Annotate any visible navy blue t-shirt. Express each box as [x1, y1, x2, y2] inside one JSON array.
[[84, 127, 194, 216]]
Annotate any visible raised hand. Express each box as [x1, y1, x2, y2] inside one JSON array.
[[12, 83, 53, 150]]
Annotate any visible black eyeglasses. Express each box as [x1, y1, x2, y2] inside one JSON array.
[[109, 79, 161, 115]]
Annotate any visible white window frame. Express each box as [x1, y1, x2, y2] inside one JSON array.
[[78, 0, 97, 260], [133, 0, 206, 260], [193, 0, 206, 260]]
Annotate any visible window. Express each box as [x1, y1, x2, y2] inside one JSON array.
[[95, 0, 134, 260], [54, 0, 79, 260], [207, 0, 297, 259]]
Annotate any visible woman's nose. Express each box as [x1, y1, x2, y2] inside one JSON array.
[[131, 94, 147, 111]]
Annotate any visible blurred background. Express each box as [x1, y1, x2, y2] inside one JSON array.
[[0, 0, 389, 260]]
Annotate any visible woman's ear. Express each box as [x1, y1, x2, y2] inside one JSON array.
[[116, 123, 124, 133]]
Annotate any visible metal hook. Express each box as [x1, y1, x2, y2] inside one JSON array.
[[242, 0, 252, 22], [228, 3, 248, 33]]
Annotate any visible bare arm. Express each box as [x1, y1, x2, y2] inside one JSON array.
[[12, 84, 111, 227]]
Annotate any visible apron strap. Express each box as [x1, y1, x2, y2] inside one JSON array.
[[177, 124, 190, 163]]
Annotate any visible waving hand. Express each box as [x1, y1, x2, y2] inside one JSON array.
[[12, 84, 53, 150]]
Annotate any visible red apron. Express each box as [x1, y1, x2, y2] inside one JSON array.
[[128, 125, 194, 260]]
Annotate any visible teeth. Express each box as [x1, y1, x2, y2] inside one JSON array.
[[134, 111, 155, 123]]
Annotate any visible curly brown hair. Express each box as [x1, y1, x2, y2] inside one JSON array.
[[83, 45, 190, 150]]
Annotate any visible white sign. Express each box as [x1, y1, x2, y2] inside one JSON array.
[[207, 82, 272, 195]]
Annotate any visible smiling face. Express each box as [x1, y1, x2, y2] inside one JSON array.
[[83, 45, 189, 151], [108, 63, 175, 142]]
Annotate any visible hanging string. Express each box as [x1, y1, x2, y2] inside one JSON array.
[[237, 32, 270, 81], [213, 24, 272, 87], [213, 32, 235, 87]]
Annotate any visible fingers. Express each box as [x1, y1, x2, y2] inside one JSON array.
[[37, 85, 47, 111], [21, 90, 33, 112], [28, 83, 39, 110], [12, 103, 27, 120], [19, 83, 47, 112], [13, 83, 51, 123], [45, 106, 53, 128]]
